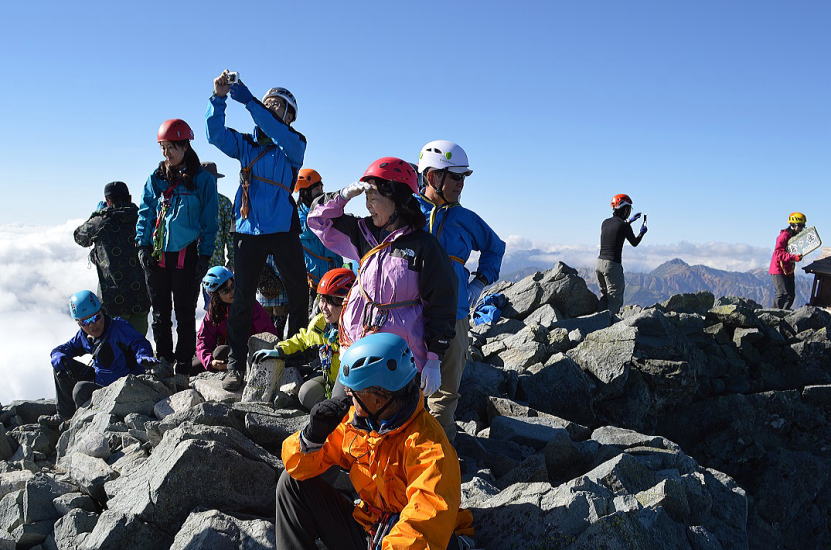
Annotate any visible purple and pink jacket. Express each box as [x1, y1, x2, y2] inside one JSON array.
[[196, 302, 277, 369], [769, 229, 801, 275], [307, 194, 457, 370]]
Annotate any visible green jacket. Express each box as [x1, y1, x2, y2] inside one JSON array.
[[277, 313, 339, 383]]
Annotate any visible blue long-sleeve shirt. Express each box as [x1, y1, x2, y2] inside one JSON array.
[[206, 94, 307, 235], [416, 194, 506, 319], [50, 317, 155, 386]]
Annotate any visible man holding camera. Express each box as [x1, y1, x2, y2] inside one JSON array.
[[206, 71, 309, 391]]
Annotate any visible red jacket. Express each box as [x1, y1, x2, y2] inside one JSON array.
[[196, 302, 277, 369], [769, 229, 801, 275]]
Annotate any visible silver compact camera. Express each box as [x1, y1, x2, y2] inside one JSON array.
[[226, 71, 239, 84]]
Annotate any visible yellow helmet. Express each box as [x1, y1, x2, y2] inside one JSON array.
[[788, 212, 807, 225]]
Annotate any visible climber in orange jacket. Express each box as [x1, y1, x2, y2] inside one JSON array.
[[278, 332, 474, 550]]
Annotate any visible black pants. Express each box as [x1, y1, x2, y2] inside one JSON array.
[[228, 233, 308, 372], [145, 243, 199, 364], [274, 470, 461, 550], [190, 345, 230, 374], [54, 359, 100, 419], [772, 274, 796, 309]]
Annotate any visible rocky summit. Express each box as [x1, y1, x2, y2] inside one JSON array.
[[1, 262, 829, 549]]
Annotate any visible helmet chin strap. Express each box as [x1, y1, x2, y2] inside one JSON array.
[[381, 209, 400, 231], [430, 170, 448, 203], [351, 392, 395, 430]]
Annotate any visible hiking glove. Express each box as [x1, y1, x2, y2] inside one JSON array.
[[340, 181, 372, 200], [229, 82, 255, 105], [303, 396, 351, 444], [138, 246, 154, 270], [467, 279, 486, 309], [252, 348, 282, 364], [627, 212, 642, 224], [639, 223, 648, 236], [420, 359, 442, 396]]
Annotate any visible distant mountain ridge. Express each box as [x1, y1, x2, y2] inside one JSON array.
[[500, 258, 812, 308]]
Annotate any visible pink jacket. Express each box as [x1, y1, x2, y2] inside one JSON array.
[[196, 302, 277, 369], [307, 194, 457, 370], [769, 229, 801, 275]]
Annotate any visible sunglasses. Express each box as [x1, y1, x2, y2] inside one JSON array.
[[77, 312, 102, 327], [442, 171, 466, 182], [319, 294, 344, 307]]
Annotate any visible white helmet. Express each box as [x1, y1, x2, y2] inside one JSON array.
[[417, 140, 473, 175], [262, 87, 298, 116]]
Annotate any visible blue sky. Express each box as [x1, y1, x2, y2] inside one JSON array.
[[0, 0, 829, 251]]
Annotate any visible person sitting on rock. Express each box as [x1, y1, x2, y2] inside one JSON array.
[[195, 266, 278, 375], [251, 267, 355, 410], [768, 211, 805, 309], [45, 291, 158, 425], [277, 332, 474, 550], [596, 193, 647, 315]]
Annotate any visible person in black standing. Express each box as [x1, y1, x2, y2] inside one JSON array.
[[596, 193, 647, 315]]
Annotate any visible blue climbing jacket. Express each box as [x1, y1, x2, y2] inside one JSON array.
[[298, 202, 342, 287], [472, 293, 507, 326], [50, 317, 155, 386], [415, 194, 506, 319], [206, 94, 307, 235], [135, 167, 218, 257]]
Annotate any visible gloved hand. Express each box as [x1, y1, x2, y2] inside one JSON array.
[[196, 255, 211, 280], [467, 279, 486, 309], [303, 396, 351, 444], [138, 246, 154, 270], [340, 181, 372, 200], [95, 201, 107, 212], [420, 359, 442, 396], [639, 223, 648, 236], [229, 81, 255, 105], [627, 212, 642, 224], [252, 348, 282, 364]]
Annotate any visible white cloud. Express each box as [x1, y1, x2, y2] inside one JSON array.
[[0, 220, 97, 404]]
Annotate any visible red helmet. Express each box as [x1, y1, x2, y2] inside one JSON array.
[[317, 268, 356, 298], [157, 119, 194, 142], [611, 194, 633, 210], [295, 169, 322, 192], [360, 157, 418, 194]]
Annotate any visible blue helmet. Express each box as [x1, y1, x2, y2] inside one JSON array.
[[202, 266, 234, 293], [337, 333, 417, 392], [69, 290, 102, 320]]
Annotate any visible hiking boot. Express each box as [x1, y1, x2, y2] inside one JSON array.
[[38, 414, 67, 431], [222, 369, 243, 392]]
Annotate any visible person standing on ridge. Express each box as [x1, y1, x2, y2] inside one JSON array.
[[294, 169, 343, 309], [415, 140, 505, 442], [200, 162, 235, 309], [136, 119, 218, 375], [769, 212, 805, 309], [307, 157, 458, 402], [206, 70, 309, 392], [596, 193, 647, 315], [74, 181, 151, 335]]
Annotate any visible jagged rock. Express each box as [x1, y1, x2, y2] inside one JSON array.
[[169, 508, 275, 550], [190, 372, 241, 403], [240, 407, 307, 454], [523, 304, 563, 329], [22, 473, 75, 524], [490, 418, 580, 450], [538, 262, 600, 318], [495, 453, 548, 489], [85, 377, 171, 419], [79, 510, 169, 550], [52, 492, 97, 515], [3, 400, 57, 427], [56, 412, 117, 461], [501, 276, 544, 319], [8, 424, 57, 462], [52, 508, 98, 550], [278, 366, 305, 397], [145, 402, 245, 446], [658, 292, 715, 315], [0, 532, 11, 550], [104, 423, 279, 533], [493, 342, 547, 372], [72, 432, 110, 459], [470, 318, 526, 342], [714, 296, 762, 310], [11, 518, 54, 547], [243, 333, 283, 403], [0, 471, 34, 500], [517, 354, 595, 426], [732, 327, 763, 348], [460, 476, 501, 508], [122, 413, 152, 431], [106, 444, 148, 478], [590, 426, 681, 452], [785, 306, 831, 333], [548, 327, 572, 353], [0, 489, 23, 534], [550, 311, 611, 336], [802, 384, 831, 407], [707, 304, 758, 328], [0, 426, 15, 461], [568, 328, 585, 344], [153, 389, 204, 420], [58, 453, 117, 504]]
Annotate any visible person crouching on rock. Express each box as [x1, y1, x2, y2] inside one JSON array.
[[596, 193, 647, 316], [277, 332, 474, 550], [44, 291, 158, 426], [194, 266, 278, 377], [769, 212, 806, 309], [251, 267, 355, 410]]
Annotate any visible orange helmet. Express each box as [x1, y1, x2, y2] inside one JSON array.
[[611, 194, 633, 210], [295, 169, 322, 192], [316, 268, 356, 298]]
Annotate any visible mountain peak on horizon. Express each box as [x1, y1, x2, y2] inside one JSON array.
[[650, 258, 690, 275]]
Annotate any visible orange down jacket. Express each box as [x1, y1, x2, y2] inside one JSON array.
[[281, 396, 474, 550]]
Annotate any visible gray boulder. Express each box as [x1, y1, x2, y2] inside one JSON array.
[[58, 453, 117, 504], [79, 510, 169, 550], [549, 311, 611, 336], [190, 372, 242, 403], [3, 400, 56, 427], [517, 354, 595, 426], [52, 492, 97, 515], [538, 263, 600, 318], [153, 389, 204, 420], [242, 333, 284, 403], [0, 471, 34, 501], [145, 402, 245, 446], [170, 509, 275, 550], [0, 425, 15, 461], [658, 292, 715, 315], [523, 304, 564, 329], [87, 376, 172, 418], [52, 508, 98, 550]]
